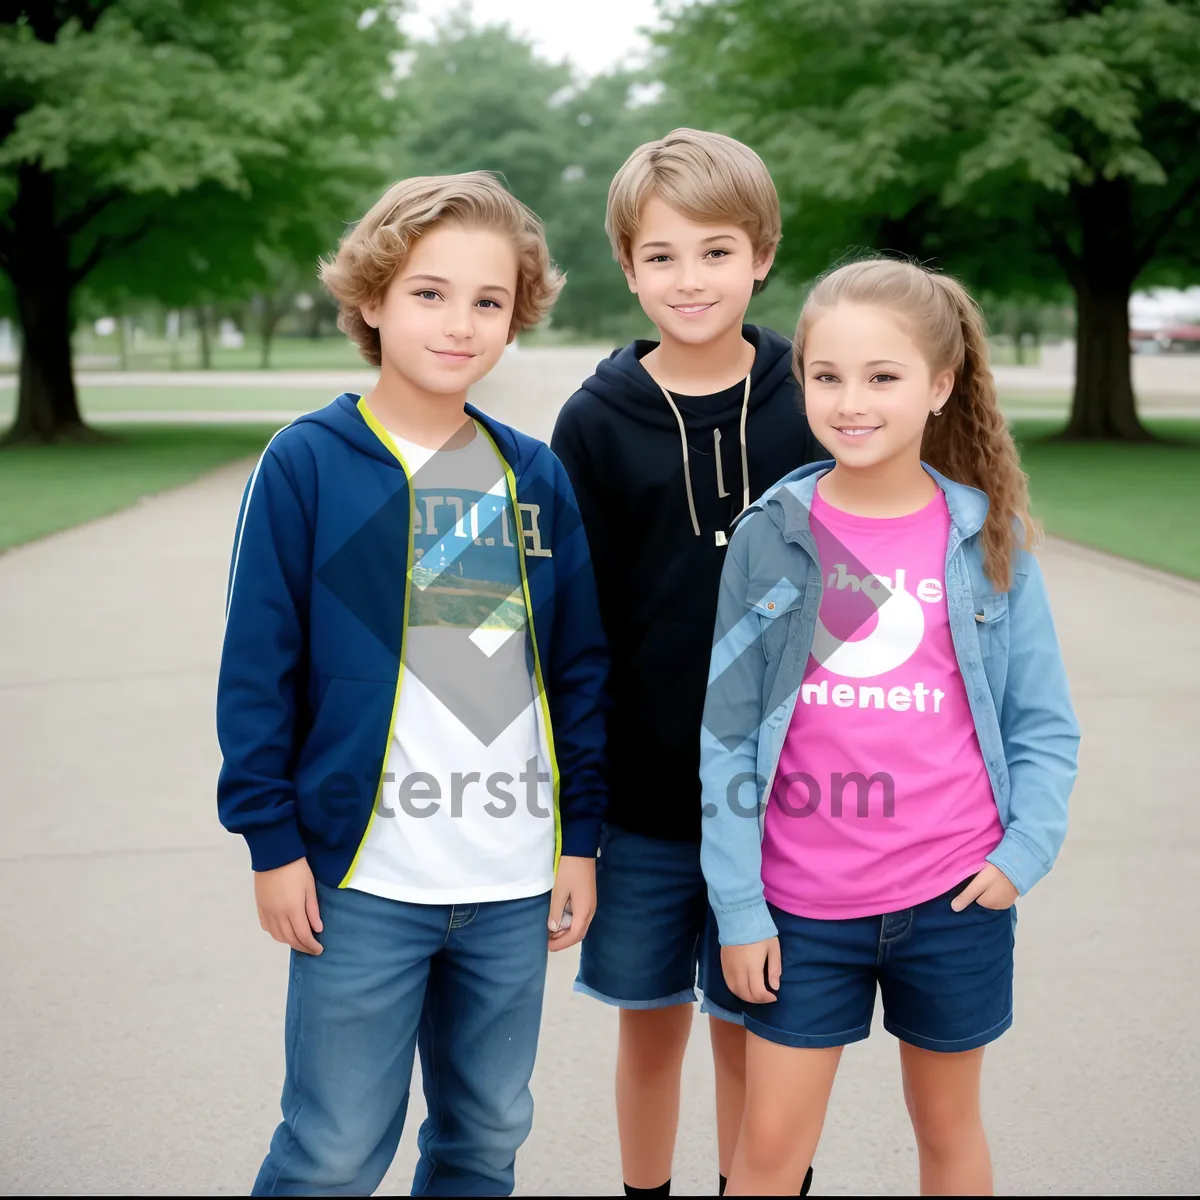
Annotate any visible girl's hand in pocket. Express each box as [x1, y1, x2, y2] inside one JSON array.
[[952, 864, 1018, 911]]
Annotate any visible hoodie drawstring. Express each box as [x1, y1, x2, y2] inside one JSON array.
[[656, 382, 701, 538], [736, 372, 751, 521], [655, 375, 752, 541]]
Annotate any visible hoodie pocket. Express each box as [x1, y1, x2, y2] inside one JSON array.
[[294, 675, 395, 845]]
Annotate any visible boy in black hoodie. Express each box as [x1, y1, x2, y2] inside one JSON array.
[[550, 129, 822, 1197]]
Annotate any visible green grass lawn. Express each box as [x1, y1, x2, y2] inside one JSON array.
[[0, 385, 342, 423], [0, 384, 1080, 424], [0, 329, 615, 376], [39, 332, 369, 373], [1, 416, 1197, 579], [1012, 419, 1200, 580], [0, 425, 278, 552]]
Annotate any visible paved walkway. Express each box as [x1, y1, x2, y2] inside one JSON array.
[[15, 336, 1200, 396], [69, 401, 1200, 425], [2, 372, 1199, 1194], [2, 338, 1199, 399], [5, 344, 1197, 429]]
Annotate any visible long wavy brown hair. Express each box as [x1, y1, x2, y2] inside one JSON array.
[[796, 258, 1039, 591]]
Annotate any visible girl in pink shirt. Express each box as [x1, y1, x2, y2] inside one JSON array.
[[697, 259, 1079, 1195]]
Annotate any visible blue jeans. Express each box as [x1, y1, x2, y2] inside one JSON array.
[[252, 882, 552, 1197]]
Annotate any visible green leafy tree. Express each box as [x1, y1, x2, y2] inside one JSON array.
[[0, 0, 404, 443], [654, 0, 1200, 439], [398, 11, 674, 341], [397, 11, 572, 221], [544, 71, 677, 341]]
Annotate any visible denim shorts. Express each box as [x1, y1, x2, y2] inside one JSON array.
[[574, 823, 741, 1019], [708, 876, 1016, 1053]]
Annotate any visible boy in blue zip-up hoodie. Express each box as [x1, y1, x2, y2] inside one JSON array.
[[216, 172, 609, 1197]]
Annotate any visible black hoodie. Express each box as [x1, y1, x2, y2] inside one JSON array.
[[550, 324, 823, 843]]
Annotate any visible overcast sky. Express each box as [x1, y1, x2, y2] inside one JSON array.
[[401, 0, 668, 77]]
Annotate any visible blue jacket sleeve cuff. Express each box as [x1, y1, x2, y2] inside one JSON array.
[[559, 815, 603, 859], [713, 899, 779, 947], [986, 826, 1049, 896], [244, 820, 309, 874]]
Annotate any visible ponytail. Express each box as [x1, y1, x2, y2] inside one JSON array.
[[921, 274, 1038, 592]]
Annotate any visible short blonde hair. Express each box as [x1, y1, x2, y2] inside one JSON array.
[[605, 128, 782, 269], [320, 171, 565, 365]]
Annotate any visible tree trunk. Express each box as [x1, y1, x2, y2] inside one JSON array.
[[167, 311, 182, 370], [1064, 276, 1148, 439], [3, 273, 89, 443], [259, 295, 281, 369], [195, 306, 212, 369], [117, 315, 130, 371], [1, 167, 92, 444], [305, 302, 322, 340], [1062, 178, 1151, 441]]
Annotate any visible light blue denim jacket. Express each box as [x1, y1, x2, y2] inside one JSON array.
[[699, 460, 1081, 946]]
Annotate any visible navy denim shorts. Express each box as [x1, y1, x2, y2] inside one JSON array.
[[574, 823, 741, 1017], [709, 876, 1016, 1053]]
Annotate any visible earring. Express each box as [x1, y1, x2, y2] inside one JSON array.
[[932, 406, 944, 416]]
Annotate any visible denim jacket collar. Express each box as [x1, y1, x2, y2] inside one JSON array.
[[753, 458, 991, 543]]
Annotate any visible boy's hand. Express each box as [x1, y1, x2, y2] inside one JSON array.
[[254, 857, 324, 955], [721, 938, 781, 1004], [952, 864, 1019, 911], [547, 855, 596, 952]]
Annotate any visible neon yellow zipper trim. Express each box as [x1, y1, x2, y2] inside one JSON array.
[[476, 422, 563, 872], [338, 398, 416, 887]]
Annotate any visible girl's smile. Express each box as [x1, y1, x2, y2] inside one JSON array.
[[802, 302, 952, 476]]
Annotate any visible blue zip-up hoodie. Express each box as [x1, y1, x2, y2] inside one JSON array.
[[700, 460, 1081, 946], [215, 392, 610, 887]]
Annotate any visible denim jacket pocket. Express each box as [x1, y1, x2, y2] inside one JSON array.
[[747, 559, 808, 652], [747, 587, 805, 671], [973, 591, 1010, 662]]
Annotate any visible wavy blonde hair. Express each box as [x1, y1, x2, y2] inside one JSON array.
[[320, 171, 565, 365], [797, 258, 1038, 591]]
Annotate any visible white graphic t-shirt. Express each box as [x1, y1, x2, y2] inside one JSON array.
[[347, 421, 556, 905]]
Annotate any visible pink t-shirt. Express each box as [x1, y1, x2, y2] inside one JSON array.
[[760, 485, 1003, 919]]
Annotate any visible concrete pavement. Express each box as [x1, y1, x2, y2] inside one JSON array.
[[2, 369, 1200, 1194], [65, 400, 1200, 426], [4, 343, 1196, 430]]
